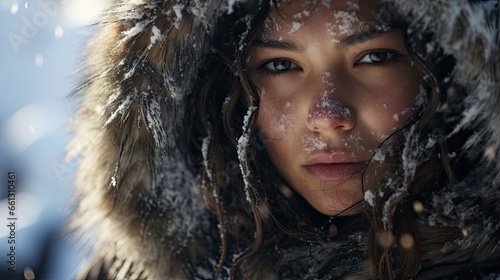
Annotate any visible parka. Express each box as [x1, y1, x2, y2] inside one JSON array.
[[68, 0, 500, 279]]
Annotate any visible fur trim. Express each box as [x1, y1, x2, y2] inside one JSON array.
[[68, 1, 236, 278], [69, 0, 500, 278]]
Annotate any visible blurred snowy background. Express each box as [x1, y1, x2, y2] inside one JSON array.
[[0, 0, 110, 279]]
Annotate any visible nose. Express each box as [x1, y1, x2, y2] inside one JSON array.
[[306, 89, 355, 133]]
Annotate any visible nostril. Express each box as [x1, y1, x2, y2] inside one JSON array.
[[306, 97, 354, 132]]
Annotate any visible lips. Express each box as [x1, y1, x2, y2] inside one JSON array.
[[304, 162, 366, 181], [303, 153, 366, 181]]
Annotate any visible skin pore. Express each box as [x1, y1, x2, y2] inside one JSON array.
[[247, 0, 421, 216]]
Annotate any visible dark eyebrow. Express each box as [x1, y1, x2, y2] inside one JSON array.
[[251, 28, 401, 51], [251, 39, 305, 52], [337, 28, 401, 49]]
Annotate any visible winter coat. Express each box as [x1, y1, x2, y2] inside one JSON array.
[[69, 0, 500, 279]]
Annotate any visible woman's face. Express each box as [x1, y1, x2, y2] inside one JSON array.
[[248, 0, 421, 216]]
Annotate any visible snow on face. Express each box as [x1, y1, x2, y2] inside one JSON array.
[[327, 10, 369, 43], [302, 134, 328, 154], [248, 0, 421, 216]]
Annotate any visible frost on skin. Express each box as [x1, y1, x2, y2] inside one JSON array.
[[326, 10, 368, 43], [342, 129, 365, 153], [262, 12, 282, 37], [305, 72, 352, 123], [293, 9, 311, 19], [290, 22, 302, 33], [303, 71, 367, 155], [335, 10, 368, 35], [302, 134, 328, 154], [301, 129, 365, 156]]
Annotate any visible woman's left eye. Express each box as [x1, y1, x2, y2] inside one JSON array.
[[357, 50, 400, 64]]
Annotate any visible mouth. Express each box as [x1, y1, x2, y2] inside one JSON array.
[[303, 152, 367, 181], [304, 162, 366, 181]]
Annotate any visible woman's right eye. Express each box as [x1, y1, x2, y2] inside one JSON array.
[[262, 59, 301, 73]]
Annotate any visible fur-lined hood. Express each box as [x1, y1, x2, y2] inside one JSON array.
[[69, 0, 499, 279]]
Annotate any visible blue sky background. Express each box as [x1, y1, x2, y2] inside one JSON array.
[[0, 1, 110, 279]]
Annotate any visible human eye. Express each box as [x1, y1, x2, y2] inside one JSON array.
[[261, 58, 301, 74], [356, 50, 401, 65]]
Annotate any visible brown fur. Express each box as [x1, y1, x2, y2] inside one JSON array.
[[69, 1, 499, 279]]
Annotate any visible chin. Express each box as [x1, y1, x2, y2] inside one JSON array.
[[307, 184, 364, 216], [308, 194, 364, 216]]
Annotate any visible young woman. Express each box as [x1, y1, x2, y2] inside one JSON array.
[[69, 0, 499, 279]]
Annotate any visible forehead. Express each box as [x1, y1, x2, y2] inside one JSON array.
[[260, 0, 386, 39]]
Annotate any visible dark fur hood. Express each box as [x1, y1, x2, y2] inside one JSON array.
[[69, 0, 499, 279]]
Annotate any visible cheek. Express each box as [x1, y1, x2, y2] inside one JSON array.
[[389, 74, 422, 123], [366, 79, 421, 139], [256, 101, 296, 142], [256, 101, 300, 165]]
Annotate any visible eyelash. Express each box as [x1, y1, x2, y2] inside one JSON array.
[[258, 49, 402, 75], [356, 49, 402, 65], [260, 58, 301, 75]]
